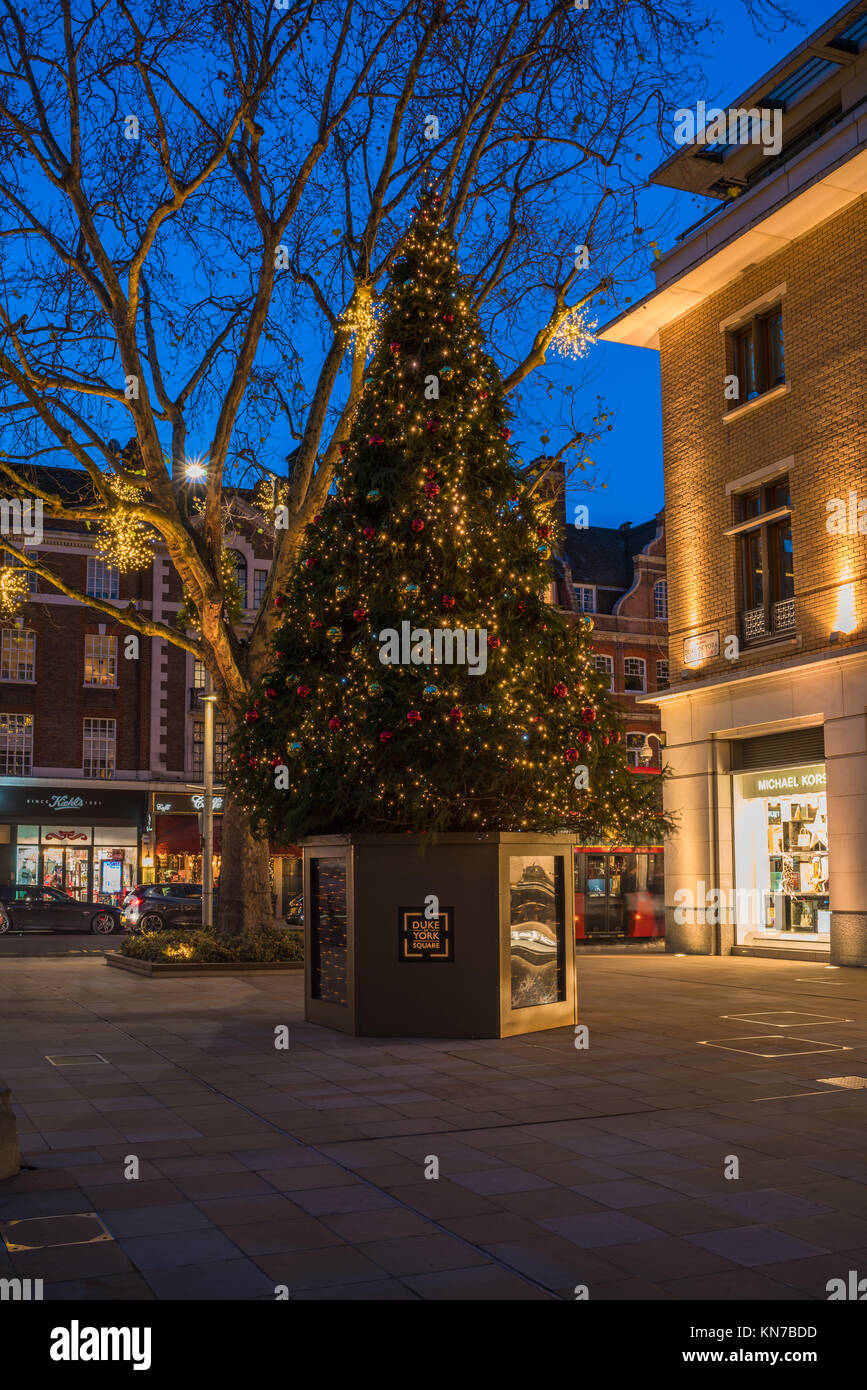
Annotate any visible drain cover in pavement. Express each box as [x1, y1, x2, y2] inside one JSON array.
[[1, 1212, 113, 1252], [699, 1034, 851, 1058], [817, 1076, 867, 1089], [44, 1053, 109, 1067], [721, 1011, 851, 1027]]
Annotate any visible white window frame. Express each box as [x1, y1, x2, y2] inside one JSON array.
[[192, 718, 228, 781], [656, 659, 670, 689], [83, 717, 116, 779], [0, 712, 33, 774], [84, 634, 118, 688], [86, 557, 120, 600], [625, 732, 646, 768], [575, 585, 596, 613], [624, 657, 646, 693], [593, 653, 614, 690], [654, 580, 668, 621], [1, 627, 36, 682]]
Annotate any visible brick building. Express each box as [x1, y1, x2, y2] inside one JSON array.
[[601, 3, 867, 963], [550, 481, 668, 939], [0, 466, 300, 914]]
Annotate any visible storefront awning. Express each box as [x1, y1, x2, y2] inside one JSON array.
[[155, 814, 222, 855]]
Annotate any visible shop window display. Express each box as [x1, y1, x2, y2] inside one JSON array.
[[733, 764, 829, 940]]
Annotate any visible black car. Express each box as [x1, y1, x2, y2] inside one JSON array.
[[0, 886, 122, 935], [122, 883, 216, 932]]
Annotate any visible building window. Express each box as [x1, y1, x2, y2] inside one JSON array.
[[83, 717, 116, 778], [86, 557, 119, 599], [227, 550, 247, 609], [623, 657, 646, 693], [3, 551, 38, 593], [84, 634, 117, 687], [654, 580, 668, 620], [735, 476, 794, 642], [656, 659, 670, 689], [593, 653, 614, 690], [574, 586, 596, 613], [730, 307, 785, 406], [192, 719, 228, 780], [0, 712, 33, 774], [253, 569, 268, 608], [625, 732, 646, 767], [1, 627, 35, 682], [193, 659, 206, 690]]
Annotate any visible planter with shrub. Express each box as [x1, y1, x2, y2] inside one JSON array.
[[106, 927, 304, 975]]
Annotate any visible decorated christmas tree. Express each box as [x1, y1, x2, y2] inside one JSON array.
[[231, 194, 667, 845]]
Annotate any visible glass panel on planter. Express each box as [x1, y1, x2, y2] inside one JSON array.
[[509, 856, 565, 1009], [310, 857, 348, 1006]]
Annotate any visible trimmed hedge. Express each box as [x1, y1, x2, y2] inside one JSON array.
[[120, 927, 304, 964]]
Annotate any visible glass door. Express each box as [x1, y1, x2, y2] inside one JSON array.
[[65, 849, 90, 901]]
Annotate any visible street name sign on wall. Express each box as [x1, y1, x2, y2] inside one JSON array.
[[398, 907, 454, 962], [683, 630, 720, 664]]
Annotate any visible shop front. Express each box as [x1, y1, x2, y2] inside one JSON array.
[[574, 846, 665, 941], [0, 786, 147, 908], [732, 761, 829, 947], [152, 790, 301, 919]]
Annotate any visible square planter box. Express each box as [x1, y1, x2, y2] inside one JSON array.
[[302, 832, 577, 1038]]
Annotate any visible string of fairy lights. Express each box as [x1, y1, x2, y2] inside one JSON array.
[[231, 194, 665, 845]]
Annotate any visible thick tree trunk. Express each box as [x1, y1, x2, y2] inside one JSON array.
[[215, 791, 273, 937]]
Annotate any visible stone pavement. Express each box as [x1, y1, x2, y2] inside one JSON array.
[[1, 953, 866, 1300]]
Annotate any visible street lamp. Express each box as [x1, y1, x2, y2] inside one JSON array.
[[200, 681, 218, 929], [639, 732, 665, 766]]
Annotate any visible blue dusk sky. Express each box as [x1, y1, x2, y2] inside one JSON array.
[[558, 0, 844, 531]]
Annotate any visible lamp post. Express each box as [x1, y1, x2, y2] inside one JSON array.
[[201, 681, 218, 929], [639, 732, 665, 766]]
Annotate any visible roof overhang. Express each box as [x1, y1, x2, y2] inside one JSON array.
[[600, 140, 867, 350]]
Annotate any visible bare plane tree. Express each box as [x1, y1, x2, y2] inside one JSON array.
[[0, 0, 793, 933]]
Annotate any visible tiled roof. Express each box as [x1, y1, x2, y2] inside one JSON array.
[[562, 518, 659, 591]]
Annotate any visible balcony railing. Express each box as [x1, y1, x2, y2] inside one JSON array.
[[741, 598, 796, 644]]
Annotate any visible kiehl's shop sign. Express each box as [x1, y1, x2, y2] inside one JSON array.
[[398, 907, 454, 962], [741, 764, 826, 799]]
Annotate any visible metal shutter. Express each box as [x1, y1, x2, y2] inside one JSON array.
[[730, 727, 825, 771]]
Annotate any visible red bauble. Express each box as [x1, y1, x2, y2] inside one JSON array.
[[338, 443, 348, 456], [353, 607, 368, 621], [425, 482, 440, 497], [441, 313, 454, 323], [362, 525, 376, 539], [578, 730, 592, 744], [389, 342, 401, 354], [613, 730, 622, 743], [501, 427, 512, 440], [425, 418, 439, 433], [517, 600, 527, 612], [478, 391, 489, 401], [248, 756, 258, 769], [537, 525, 551, 539], [581, 706, 597, 722], [310, 619, 322, 629], [552, 682, 568, 699], [244, 709, 259, 723], [487, 635, 501, 648], [406, 709, 421, 723], [328, 716, 341, 731], [442, 594, 456, 609], [448, 706, 464, 721], [379, 730, 393, 743], [304, 556, 318, 568], [368, 433, 385, 445], [270, 755, 282, 768], [265, 687, 277, 699], [274, 594, 285, 609], [297, 684, 311, 697], [424, 467, 437, 479], [564, 747, 579, 763], [411, 518, 424, 533], [602, 735, 610, 746]]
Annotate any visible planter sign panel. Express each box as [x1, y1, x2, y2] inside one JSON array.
[[398, 907, 454, 962]]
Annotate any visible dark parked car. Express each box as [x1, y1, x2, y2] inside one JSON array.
[[0, 886, 121, 935], [122, 883, 216, 932]]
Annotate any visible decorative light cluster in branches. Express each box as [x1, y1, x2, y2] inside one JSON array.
[[0, 566, 29, 621], [550, 305, 597, 361], [230, 192, 668, 846], [339, 284, 384, 357], [95, 473, 154, 573]]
